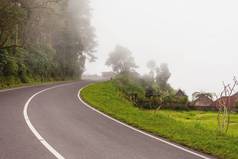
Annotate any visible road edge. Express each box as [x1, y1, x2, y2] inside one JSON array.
[[22, 83, 74, 159], [78, 84, 212, 159], [0, 80, 76, 93]]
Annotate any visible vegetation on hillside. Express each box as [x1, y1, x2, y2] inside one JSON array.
[[81, 81, 238, 159], [0, 0, 96, 88], [105, 45, 188, 110]]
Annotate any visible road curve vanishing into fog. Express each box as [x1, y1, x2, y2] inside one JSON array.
[[0, 81, 215, 159]]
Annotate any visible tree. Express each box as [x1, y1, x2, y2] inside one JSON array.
[[0, 0, 26, 49], [146, 60, 156, 71], [0, 0, 96, 85], [146, 60, 156, 80], [155, 63, 171, 90], [106, 45, 137, 73], [192, 91, 214, 101], [142, 73, 154, 87], [215, 77, 238, 134]]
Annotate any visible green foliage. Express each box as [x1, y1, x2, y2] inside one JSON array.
[[106, 45, 137, 73], [115, 72, 145, 99], [81, 81, 238, 159], [173, 95, 189, 105], [0, 49, 9, 74], [192, 91, 214, 101], [0, 1, 26, 41], [113, 72, 188, 110], [0, 0, 96, 88], [26, 45, 54, 80], [155, 63, 171, 90], [4, 58, 18, 76]]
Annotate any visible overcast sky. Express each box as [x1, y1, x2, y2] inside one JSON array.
[[85, 0, 238, 96]]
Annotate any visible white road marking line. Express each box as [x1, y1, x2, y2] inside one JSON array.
[[78, 86, 212, 159], [23, 83, 73, 159]]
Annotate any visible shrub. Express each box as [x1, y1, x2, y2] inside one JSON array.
[[3, 57, 18, 76], [115, 72, 145, 99], [113, 71, 189, 110]]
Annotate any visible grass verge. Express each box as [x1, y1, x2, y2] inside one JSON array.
[[0, 79, 76, 91], [81, 81, 238, 159]]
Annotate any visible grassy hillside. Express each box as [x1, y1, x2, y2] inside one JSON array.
[[81, 81, 238, 159]]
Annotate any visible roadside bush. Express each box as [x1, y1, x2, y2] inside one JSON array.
[[18, 63, 29, 83], [25, 44, 57, 81], [145, 86, 157, 98], [0, 75, 21, 87], [3, 56, 18, 76], [115, 72, 145, 99], [0, 49, 8, 75], [137, 96, 162, 109], [113, 71, 189, 110], [173, 96, 188, 105]]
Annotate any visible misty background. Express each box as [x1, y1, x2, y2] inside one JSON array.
[[85, 0, 238, 96]]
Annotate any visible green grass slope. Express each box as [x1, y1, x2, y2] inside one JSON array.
[[81, 81, 238, 159]]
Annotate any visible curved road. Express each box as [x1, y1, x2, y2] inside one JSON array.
[[0, 81, 214, 159]]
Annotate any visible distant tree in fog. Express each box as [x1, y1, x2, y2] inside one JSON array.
[[192, 91, 214, 101], [146, 60, 156, 72], [155, 63, 171, 90], [106, 45, 137, 73], [146, 60, 157, 80], [142, 73, 154, 87]]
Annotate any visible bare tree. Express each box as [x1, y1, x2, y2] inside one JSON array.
[[215, 77, 238, 134]]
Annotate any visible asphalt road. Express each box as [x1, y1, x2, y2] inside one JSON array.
[[0, 81, 214, 159]]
